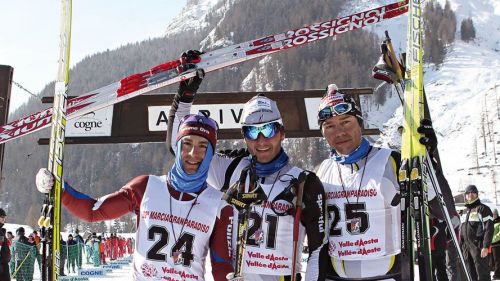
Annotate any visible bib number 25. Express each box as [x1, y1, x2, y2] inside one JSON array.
[[328, 202, 369, 236]]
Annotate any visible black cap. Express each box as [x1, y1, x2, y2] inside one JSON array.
[[16, 227, 25, 235], [465, 185, 478, 194], [0, 208, 6, 217]]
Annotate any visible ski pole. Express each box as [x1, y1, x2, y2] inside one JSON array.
[[424, 153, 473, 281], [291, 172, 307, 281]]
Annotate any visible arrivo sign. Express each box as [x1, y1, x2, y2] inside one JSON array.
[[148, 98, 325, 131], [39, 89, 376, 145], [148, 104, 246, 131]]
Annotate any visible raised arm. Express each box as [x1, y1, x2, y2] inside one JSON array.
[[166, 50, 204, 155]]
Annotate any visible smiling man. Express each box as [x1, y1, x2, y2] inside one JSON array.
[[170, 68, 327, 280], [315, 85, 405, 280], [35, 73, 234, 281]]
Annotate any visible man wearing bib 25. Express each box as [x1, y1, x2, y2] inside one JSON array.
[[316, 84, 457, 281]]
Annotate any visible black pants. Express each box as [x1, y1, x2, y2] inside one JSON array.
[[0, 262, 11, 281], [492, 246, 500, 278], [433, 253, 449, 281], [463, 242, 491, 281]]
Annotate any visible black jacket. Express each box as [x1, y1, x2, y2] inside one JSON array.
[[460, 199, 494, 249], [0, 227, 11, 264]]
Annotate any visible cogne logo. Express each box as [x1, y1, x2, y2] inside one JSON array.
[[74, 121, 102, 131], [73, 113, 103, 131]]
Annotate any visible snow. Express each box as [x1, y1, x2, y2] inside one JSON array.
[[164, 0, 226, 37]]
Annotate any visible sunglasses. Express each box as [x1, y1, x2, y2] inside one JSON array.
[[317, 102, 353, 122], [242, 121, 282, 140]]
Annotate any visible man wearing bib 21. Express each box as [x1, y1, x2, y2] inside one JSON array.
[[168, 50, 327, 281], [34, 71, 234, 281]]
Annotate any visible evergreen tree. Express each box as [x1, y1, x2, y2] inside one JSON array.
[[460, 17, 476, 42]]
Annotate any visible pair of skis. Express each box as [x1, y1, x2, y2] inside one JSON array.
[[372, 2, 471, 280], [38, 1, 72, 281], [0, 0, 409, 145]]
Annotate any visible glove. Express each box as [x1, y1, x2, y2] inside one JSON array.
[[226, 272, 245, 281], [177, 69, 205, 103], [36, 168, 54, 193], [417, 118, 437, 154], [218, 148, 249, 158], [180, 50, 202, 65], [451, 212, 461, 229], [177, 68, 204, 101]]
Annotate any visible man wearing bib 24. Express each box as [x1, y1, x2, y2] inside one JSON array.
[[35, 71, 234, 281]]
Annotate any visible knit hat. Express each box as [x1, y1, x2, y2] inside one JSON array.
[[0, 208, 6, 217], [241, 94, 282, 125], [176, 113, 218, 150], [465, 184, 478, 194], [16, 227, 25, 236], [317, 84, 363, 126]]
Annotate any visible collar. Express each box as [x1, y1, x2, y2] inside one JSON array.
[[331, 137, 371, 164]]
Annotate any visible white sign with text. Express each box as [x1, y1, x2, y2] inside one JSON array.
[[66, 107, 113, 137]]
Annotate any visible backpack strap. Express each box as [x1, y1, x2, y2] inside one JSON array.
[[221, 156, 245, 193]]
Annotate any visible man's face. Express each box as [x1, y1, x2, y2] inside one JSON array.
[[465, 192, 478, 202], [321, 115, 362, 155], [0, 216, 5, 225], [244, 126, 284, 163], [180, 135, 209, 174]]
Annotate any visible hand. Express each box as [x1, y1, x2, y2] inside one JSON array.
[[451, 213, 461, 229], [417, 118, 437, 154], [226, 272, 245, 281], [180, 50, 202, 64], [481, 248, 489, 258], [36, 168, 54, 193], [177, 68, 205, 103]]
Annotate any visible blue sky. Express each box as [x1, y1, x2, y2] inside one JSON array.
[[0, 0, 187, 114]]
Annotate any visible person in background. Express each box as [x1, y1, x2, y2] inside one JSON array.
[[92, 234, 100, 267], [73, 229, 85, 269], [491, 209, 500, 279], [59, 236, 67, 277], [84, 234, 93, 264], [460, 184, 493, 281], [31, 231, 41, 274], [12, 227, 36, 281], [7, 231, 14, 278], [0, 208, 11, 281], [67, 234, 78, 273]]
